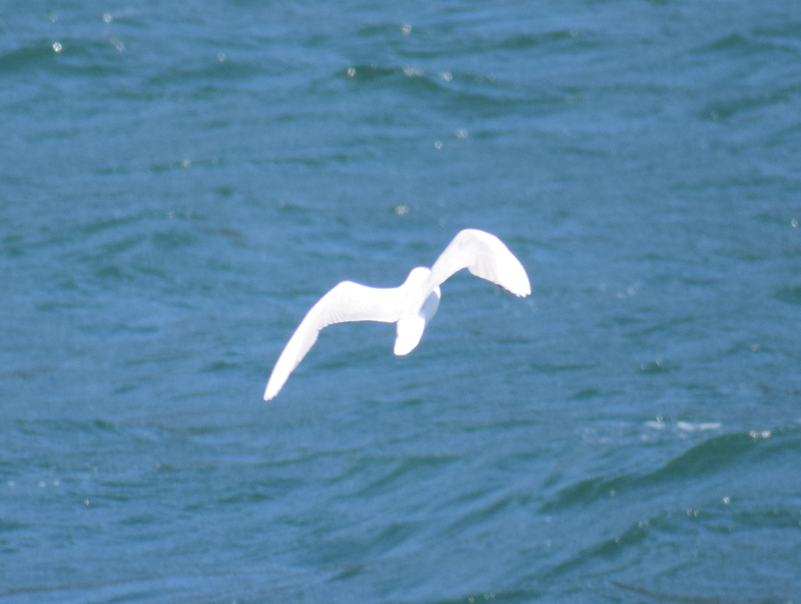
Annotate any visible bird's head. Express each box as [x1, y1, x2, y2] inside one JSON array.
[[402, 266, 432, 289]]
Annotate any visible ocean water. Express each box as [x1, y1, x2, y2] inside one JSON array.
[[1, 1, 800, 602]]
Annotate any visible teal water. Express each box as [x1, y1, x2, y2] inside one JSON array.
[[2, 1, 800, 602]]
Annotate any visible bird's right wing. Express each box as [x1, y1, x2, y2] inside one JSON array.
[[426, 229, 531, 297], [264, 281, 405, 400]]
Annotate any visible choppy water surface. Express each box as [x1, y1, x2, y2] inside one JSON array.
[[1, 1, 800, 602]]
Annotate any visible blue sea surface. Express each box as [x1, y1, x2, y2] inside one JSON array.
[[1, 1, 800, 602]]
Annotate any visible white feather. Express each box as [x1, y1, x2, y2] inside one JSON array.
[[264, 229, 530, 400]]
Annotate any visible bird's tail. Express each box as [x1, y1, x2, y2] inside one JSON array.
[[393, 287, 441, 355]]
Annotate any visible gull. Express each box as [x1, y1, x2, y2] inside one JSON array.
[[264, 229, 530, 400]]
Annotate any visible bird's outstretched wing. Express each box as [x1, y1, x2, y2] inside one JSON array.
[[264, 281, 405, 400], [426, 229, 531, 297]]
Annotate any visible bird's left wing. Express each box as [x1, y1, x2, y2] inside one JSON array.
[[264, 281, 405, 400]]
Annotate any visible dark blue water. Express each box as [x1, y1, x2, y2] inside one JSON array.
[[1, 1, 800, 602]]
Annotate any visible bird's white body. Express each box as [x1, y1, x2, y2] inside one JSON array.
[[264, 229, 530, 400]]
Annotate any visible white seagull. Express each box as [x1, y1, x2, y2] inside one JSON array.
[[264, 229, 530, 400]]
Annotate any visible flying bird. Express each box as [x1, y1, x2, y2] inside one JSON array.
[[264, 229, 530, 400]]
